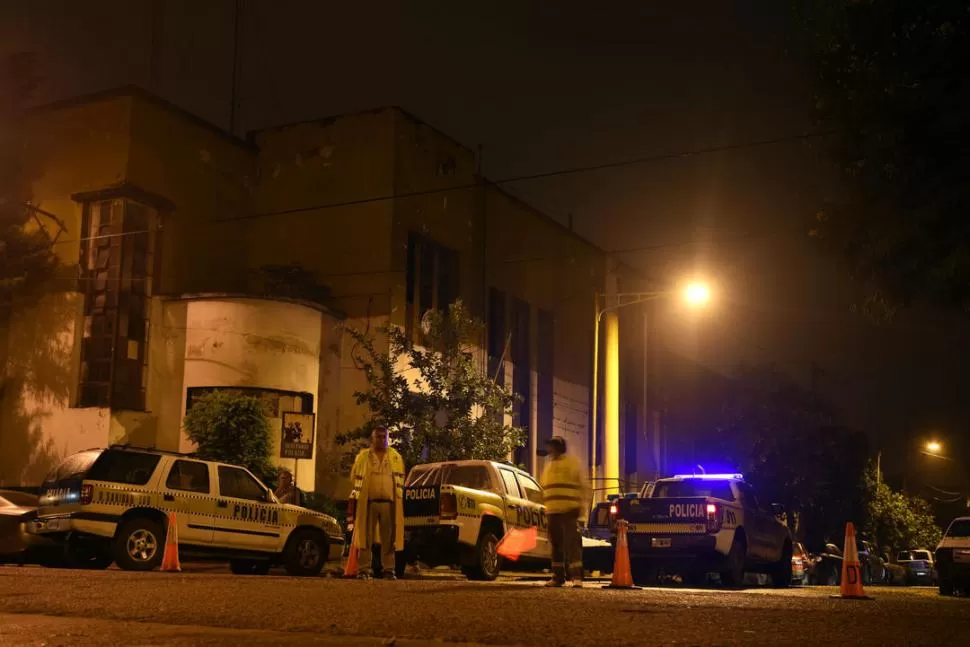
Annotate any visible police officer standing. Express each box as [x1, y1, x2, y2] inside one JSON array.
[[539, 435, 589, 587], [348, 426, 406, 579]]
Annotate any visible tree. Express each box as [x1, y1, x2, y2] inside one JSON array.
[[697, 363, 869, 547], [340, 300, 525, 470], [794, 1, 970, 315], [183, 391, 275, 484], [0, 52, 58, 308], [864, 464, 942, 553]]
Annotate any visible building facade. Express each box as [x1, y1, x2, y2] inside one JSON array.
[[1, 87, 656, 498]]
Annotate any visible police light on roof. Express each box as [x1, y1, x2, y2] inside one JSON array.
[[673, 473, 744, 480]]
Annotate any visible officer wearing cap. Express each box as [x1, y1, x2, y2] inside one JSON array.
[[539, 435, 589, 587]]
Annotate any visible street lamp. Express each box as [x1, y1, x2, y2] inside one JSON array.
[[926, 440, 943, 455], [590, 281, 713, 499]]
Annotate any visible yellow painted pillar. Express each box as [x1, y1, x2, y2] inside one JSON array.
[[604, 311, 620, 496]]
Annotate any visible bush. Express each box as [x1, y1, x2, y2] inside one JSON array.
[[183, 391, 274, 483], [302, 491, 345, 530]]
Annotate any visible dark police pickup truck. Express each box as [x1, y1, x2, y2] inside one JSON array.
[[611, 473, 792, 587]]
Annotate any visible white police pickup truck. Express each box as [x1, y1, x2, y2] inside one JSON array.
[[27, 445, 344, 576], [611, 473, 792, 587], [936, 516, 970, 596], [400, 460, 611, 580]]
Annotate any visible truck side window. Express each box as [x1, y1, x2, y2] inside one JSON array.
[[218, 466, 266, 501], [166, 460, 210, 494], [515, 473, 544, 504], [499, 470, 521, 498], [737, 483, 760, 511]]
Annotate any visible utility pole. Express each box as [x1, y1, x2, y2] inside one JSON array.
[[229, 0, 243, 135]]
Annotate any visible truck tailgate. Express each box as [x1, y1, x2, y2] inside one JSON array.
[[618, 497, 712, 534], [403, 484, 440, 518]]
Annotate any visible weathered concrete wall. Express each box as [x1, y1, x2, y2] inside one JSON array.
[[0, 291, 109, 486], [175, 297, 338, 492], [125, 94, 256, 295]]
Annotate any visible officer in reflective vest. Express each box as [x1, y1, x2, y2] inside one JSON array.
[[539, 435, 589, 587], [348, 426, 406, 579]]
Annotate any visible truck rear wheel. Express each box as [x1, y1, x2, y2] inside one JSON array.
[[461, 531, 500, 581], [720, 535, 746, 588], [114, 517, 165, 571]]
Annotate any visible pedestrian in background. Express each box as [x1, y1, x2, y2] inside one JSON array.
[[348, 426, 406, 579], [274, 469, 301, 505], [539, 435, 589, 588]]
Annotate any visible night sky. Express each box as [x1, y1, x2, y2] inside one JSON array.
[[3, 0, 968, 480]]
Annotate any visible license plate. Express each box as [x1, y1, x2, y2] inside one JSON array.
[[651, 537, 672, 548]]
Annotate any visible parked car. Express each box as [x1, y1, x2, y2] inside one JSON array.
[[791, 541, 810, 584], [896, 550, 937, 586], [936, 516, 970, 596], [808, 543, 844, 585], [0, 490, 58, 565], [857, 539, 890, 584]]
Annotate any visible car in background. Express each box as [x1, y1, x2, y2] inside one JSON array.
[[936, 517, 970, 596], [0, 490, 58, 565], [791, 541, 811, 585], [808, 543, 844, 585], [857, 539, 890, 584], [896, 549, 937, 586]]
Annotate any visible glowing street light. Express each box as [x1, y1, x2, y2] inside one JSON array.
[[683, 281, 712, 307], [926, 440, 943, 455], [591, 279, 714, 499]]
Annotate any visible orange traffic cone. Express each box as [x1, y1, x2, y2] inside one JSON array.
[[831, 522, 873, 600], [160, 512, 181, 572], [343, 527, 359, 578], [603, 520, 639, 589]]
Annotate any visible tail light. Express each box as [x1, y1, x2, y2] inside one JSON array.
[[705, 503, 722, 533], [80, 485, 93, 505], [440, 493, 458, 520], [609, 504, 618, 517]]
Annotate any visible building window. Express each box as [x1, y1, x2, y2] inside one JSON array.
[[406, 232, 459, 340], [511, 298, 531, 470], [537, 309, 554, 454], [185, 386, 313, 418], [77, 199, 157, 410]]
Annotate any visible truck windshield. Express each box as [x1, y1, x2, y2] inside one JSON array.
[[652, 479, 735, 501], [406, 464, 493, 491], [946, 520, 970, 538]]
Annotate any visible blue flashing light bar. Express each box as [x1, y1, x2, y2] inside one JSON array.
[[673, 473, 744, 480]]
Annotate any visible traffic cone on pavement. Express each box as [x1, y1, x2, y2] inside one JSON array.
[[603, 520, 639, 589], [160, 512, 181, 572], [831, 522, 873, 600], [343, 527, 359, 578]]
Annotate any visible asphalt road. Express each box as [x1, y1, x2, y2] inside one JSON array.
[[1, 565, 967, 646]]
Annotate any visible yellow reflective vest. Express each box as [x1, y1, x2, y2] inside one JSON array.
[[539, 454, 588, 518], [349, 447, 406, 551]]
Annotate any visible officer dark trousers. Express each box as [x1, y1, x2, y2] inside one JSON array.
[[548, 508, 582, 583]]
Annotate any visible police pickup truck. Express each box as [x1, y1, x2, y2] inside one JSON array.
[[935, 517, 970, 596], [611, 473, 792, 587], [27, 445, 344, 576], [400, 460, 610, 580]]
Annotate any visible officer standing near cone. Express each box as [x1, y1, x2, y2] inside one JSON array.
[[539, 436, 589, 588], [348, 426, 406, 579]]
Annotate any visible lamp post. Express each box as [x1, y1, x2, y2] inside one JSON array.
[[590, 282, 711, 500]]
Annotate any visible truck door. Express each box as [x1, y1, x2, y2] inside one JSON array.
[[498, 468, 544, 558], [161, 459, 216, 547], [515, 472, 550, 558], [213, 465, 281, 553], [736, 483, 770, 561]]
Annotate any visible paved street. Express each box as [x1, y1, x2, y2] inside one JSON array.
[[1, 565, 967, 646]]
